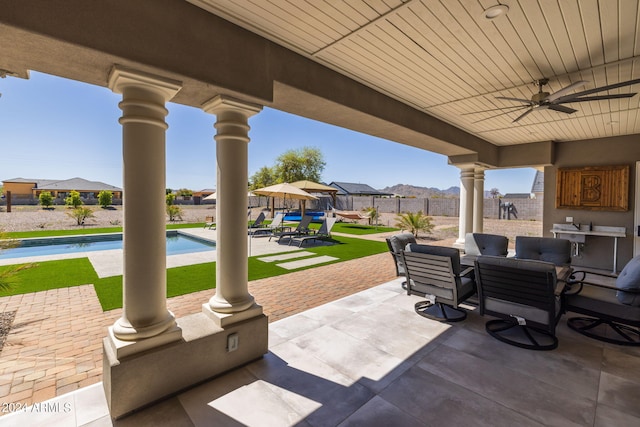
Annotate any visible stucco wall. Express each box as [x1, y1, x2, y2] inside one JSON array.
[[544, 135, 640, 271]]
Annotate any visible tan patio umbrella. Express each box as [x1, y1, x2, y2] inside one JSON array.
[[290, 180, 338, 216], [253, 183, 317, 218]]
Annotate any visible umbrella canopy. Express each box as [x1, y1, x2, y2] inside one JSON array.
[[253, 183, 317, 200], [290, 180, 338, 194]]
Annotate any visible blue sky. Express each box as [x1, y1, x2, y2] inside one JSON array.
[[0, 71, 536, 194]]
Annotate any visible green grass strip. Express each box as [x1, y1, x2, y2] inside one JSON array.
[[0, 235, 388, 311], [5, 223, 205, 239]]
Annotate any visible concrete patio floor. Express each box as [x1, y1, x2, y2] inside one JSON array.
[[1, 276, 639, 426]]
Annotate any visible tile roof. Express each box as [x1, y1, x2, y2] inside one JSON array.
[[328, 182, 392, 196], [2, 177, 122, 191]]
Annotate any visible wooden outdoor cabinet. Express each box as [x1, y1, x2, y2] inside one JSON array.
[[556, 165, 629, 211]]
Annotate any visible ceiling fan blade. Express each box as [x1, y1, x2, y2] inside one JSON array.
[[512, 108, 535, 123], [547, 104, 578, 114], [461, 105, 528, 115], [556, 93, 637, 103], [496, 96, 533, 104], [554, 78, 640, 102], [470, 107, 529, 124], [546, 80, 588, 102]]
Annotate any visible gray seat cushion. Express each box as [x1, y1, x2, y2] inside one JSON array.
[[616, 255, 640, 306]]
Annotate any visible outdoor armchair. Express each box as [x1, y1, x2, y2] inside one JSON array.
[[563, 255, 640, 346], [385, 233, 417, 277], [402, 244, 475, 322], [474, 256, 563, 350]]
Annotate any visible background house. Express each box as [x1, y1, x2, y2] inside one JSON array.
[[2, 177, 122, 203], [329, 181, 393, 197]]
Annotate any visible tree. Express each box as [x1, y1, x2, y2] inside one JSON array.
[[490, 188, 500, 198], [98, 190, 113, 208], [176, 188, 193, 197], [65, 190, 82, 208], [166, 193, 176, 206], [394, 211, 435, 237], [39, 191, 54, 209], [167, 204, 183, 221], [274, 147, 325, 183], [67, 206, 95, 225], [249, 166, 277, 190]]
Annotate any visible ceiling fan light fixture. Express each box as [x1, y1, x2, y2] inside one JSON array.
[[483, 4, 509, 20]]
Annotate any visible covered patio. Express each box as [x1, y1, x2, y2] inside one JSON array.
[[2, 275, 639, 426], [1, 0, 640, 423]]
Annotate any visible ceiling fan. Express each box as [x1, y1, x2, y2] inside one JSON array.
[[468, 77, 640, 123]]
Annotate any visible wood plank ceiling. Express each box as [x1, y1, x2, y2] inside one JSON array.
[[189, 0, 640, 147]]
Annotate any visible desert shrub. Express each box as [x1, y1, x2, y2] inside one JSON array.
[[0, 229, 35, 290], [167, 205, 183, 221], [98, 190, 113, 208], [166, 193, 176, 206], [394, 211, 434, 237], [65, 190, 83, 208], [67, 206, 94, 225], [39, 191, 54, 208]]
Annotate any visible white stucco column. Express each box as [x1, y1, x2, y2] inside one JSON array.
[[455, 166, 475, 247], [108, 67, 181, 344], [202, 95, 263, 325], [473, 168, 485, 232]]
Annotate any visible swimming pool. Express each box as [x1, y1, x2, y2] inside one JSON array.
[[0, 231, 216, 260]]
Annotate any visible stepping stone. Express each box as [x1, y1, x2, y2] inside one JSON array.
[[276, 255, 338, 270], [257, 251, 315, 262]]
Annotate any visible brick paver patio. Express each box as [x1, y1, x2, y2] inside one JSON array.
[[0, 252, 395, 409]]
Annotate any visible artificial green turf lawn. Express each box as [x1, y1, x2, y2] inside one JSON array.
[[0, 235, 388, 311]]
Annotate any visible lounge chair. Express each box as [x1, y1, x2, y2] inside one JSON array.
[[514, 236, 571, 266], [203, 215, 215, 230], [248, 211, 266, 228], [248, 212, 287, 236], [270, 215, 313, 242], [289, 217, 336, 247]]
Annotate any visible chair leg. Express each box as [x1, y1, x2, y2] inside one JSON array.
[[485, 319, 558, 351], [567, 317, 640, 346], [414, 301, 466, 322]]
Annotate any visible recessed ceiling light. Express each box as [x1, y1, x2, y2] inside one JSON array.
[[483, 4, 509, 20]]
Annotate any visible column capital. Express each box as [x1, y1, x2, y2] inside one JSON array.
[[108, 65, 181, 101], [202, 95, 263, 117]]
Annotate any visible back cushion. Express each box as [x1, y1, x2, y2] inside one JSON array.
[[472, 233, 509, 256], [406, 243, 461, 274], [515, 237, 571, 265], [616, 255, 640, 306], [387, 233, 416, 253]]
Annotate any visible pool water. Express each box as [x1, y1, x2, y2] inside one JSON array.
[[0, 231, 216, 260]]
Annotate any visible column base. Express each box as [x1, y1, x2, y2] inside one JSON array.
[[103, 311, 268, 420], [112, 311, 177, 341], [454, 238, 466, 250], [203, 302, 264, 327], [106, 324, 183, 359]]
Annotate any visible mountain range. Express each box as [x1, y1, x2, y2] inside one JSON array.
[[381, 184, 499, 198]]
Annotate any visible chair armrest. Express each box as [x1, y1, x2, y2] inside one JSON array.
[[565, 279, 640, 295], [461, 267, 474, 278]]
